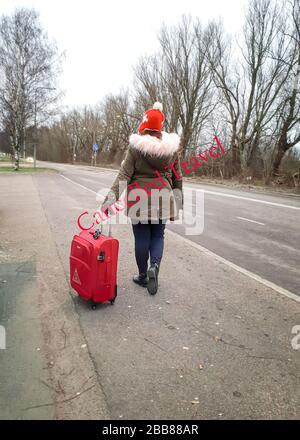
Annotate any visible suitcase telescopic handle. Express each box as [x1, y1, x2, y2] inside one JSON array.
[[93, 220, 112, 240]]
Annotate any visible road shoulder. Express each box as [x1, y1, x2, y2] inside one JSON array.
[[0, 175, 110, 420]]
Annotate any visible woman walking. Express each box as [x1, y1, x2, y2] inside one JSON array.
[[102, 103, 183, 295]]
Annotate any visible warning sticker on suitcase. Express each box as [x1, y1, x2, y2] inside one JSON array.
[[73, 268, 81, 285]]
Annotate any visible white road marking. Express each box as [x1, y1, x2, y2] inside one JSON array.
[[60, 174, 97, 195], [60, 173, 300, 303], [166, 229, 300, 304], [62, 173, 300, 211], [85, 167, 117, 173], [237, 217, 265, 226], [190, 188, 300, 211]]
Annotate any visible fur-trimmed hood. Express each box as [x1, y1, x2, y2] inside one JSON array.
[[129, 132, 180, 157]]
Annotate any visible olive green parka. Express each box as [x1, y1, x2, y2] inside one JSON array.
[[102, 132, 183, 222]]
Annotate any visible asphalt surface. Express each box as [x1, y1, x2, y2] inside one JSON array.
[[1, 164, 300, 419], [0, 174, 109, 420], [0, 260, 55, 420], [41, 160, 300, 296]]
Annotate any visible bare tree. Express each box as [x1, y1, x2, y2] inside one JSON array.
[[272, 0, 300, 176], [75, 106, 103, 162], [11, 1, 297, 183], [205, 21, 241, 175], [0, 8, 61, 170], [134, 16, 216, 158], [161, 17, 217, 156], [239, 0, 294, 174], [206, 0, 294, 179], [101, 91, 137, 162], [134, 53, 181, 133]]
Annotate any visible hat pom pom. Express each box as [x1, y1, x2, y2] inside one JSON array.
[[153, 102, 163, 112]]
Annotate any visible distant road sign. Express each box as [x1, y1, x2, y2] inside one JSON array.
[[93, 143, 99, 153]]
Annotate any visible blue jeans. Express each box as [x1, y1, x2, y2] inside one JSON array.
[[132, 222, 166, 275]]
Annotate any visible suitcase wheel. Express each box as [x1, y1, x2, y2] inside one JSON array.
[[92, 303, 97, 310], [110, 286, 118, 305], [113, 285, 118, 304]]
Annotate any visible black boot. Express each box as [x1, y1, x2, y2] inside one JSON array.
[[133, 274, 148, 287], [147, 263, 159, 295]]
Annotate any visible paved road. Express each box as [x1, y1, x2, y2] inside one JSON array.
[[1, 166, 300, 420], [40, 161, 300, 296], [0, 174, 109, 420], [36, 167, 300, 419]]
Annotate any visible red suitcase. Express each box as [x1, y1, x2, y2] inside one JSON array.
[[70, 225, 119, 309]]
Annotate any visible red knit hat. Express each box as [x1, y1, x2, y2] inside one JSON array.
[[138, 102, 165, 134]]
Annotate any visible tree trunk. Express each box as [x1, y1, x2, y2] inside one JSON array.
[[273, 143, 287, 176], [232, 144, 241, 175], [9, 133, 20, 171], [180, 124, 193, 159], [247, 132, 263, 177], [272, 124, 289, 176], [14, 146, 20, 171], [272, 58, 299, 176], [230, 124, 240, 175]]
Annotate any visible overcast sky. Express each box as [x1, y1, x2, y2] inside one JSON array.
[[1, 0, 248, 108]]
